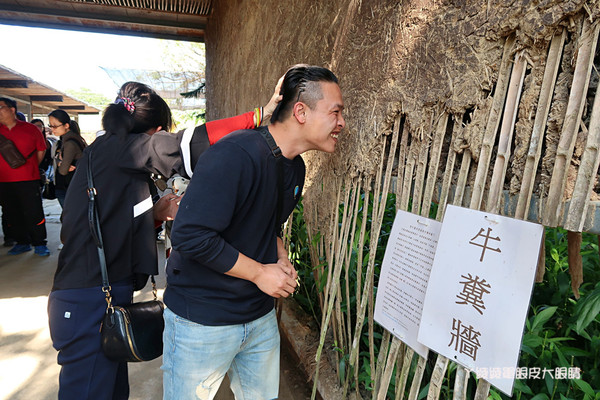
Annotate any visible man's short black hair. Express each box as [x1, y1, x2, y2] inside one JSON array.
[[0, 97, 17, 111], [270, 65, 339, 124]]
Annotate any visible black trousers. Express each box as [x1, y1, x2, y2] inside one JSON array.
[[0, 180, 47, 246], [48, 281, 134, 400]]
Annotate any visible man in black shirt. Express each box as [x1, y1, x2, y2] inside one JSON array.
[[163, 65, 346, 399]]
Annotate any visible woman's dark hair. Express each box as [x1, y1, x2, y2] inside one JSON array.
[[270, 64, 339, 124], [102, 81, 172, 137], [48, 109, 81, 135], [31, 118, 45, 133]]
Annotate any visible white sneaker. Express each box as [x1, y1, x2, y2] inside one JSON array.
[[58, 243, 64, 250]]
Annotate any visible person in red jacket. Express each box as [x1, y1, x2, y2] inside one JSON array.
[[0, 97, 50, 256]]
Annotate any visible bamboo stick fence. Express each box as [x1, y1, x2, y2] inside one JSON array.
[[295, 14, 600, 400]]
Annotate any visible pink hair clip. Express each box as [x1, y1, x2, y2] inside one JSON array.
[[115, 97, 135, 114]]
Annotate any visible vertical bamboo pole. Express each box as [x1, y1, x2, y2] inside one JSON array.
[[412, 115, 434, 214], [308, 204, 325, 313], [372, 121, 402, 395], [470, 34, 516, 211], [322, 179, 342, 314], [400, 141, 417, 211], [349, 128, 398, 388], [355, 175, 370, 324], [395, 348, 415, 400], [535, 231, 547, 283], [406, 110, 445, 399], [437, 115, 462, 220], [407, 356, 427, 400], [321, 179, 343, 316], [487, 52, 528, 214], [352, 176, 371, 396], [372, 330, 392, 398], [394, 345, 405, 400], [370, 132, 400, 390], [515, 29, 566, 220], [334, 182, 354, 358], [565, 62, 600, 231], [427, 355, 450, 399], [376, 337, 402, 400], [312, 180, 344, 400], [396, 116, 410, 211], [317, 179, 359, 397], [341, 180, 362, 398], [367, 147, 386, 382], [544, 19, 600, 226], [345, 180, 362, 351], [474, 380, 491, 400], [454, 149, 472, 207], [452, 366, 470, 400], [422, 112, 449, 217], [356, 176, 371, 312], [347, 153, 384, 380], [324, 180, 343, 371]]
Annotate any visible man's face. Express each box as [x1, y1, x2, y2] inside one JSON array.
[[0, 101, 16, 126], [303, 82, 345, 153]]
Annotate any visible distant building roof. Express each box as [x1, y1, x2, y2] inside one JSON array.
[[0, 64, 100, 116]]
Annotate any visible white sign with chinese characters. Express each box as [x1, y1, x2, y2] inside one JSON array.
[[417, 205, 543, 396], [374, 210, 442, 358]]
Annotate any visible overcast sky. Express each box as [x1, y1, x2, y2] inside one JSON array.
[[2, 24, 176, 98]]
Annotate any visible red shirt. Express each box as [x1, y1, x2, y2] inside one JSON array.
[[206, 111, 255, 145], [0, 120, 47, 182]]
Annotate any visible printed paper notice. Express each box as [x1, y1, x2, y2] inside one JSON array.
[[417, 205, 543, 396], [374, 209, 442, 358]]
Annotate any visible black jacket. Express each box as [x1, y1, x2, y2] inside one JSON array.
[[53, 130, 194, 290]]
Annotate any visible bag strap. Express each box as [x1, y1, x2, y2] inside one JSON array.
[[86, 150, 157, 309], [86, 150, 111, 301], [257, 127, 284, 236]]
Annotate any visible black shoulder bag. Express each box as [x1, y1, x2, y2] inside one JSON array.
[[86, 149, 164, 362]]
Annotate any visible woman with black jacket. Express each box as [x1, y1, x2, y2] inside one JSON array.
[[47, 80, 282, 400]]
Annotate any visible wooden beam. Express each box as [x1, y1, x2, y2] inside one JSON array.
[[59, 105, 86, 110], [30, 95, 64, 102], [0, 80, 28, 88]]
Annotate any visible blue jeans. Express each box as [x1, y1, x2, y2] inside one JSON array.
[[162, 307, 280, 400]]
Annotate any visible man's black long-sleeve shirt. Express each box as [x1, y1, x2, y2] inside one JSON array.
[[164, 128, 305, 326]]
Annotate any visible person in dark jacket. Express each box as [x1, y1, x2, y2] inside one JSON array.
[[47, 110, 87, 208], [162, 65, 346, 399], [47, 80, 283, 400]]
